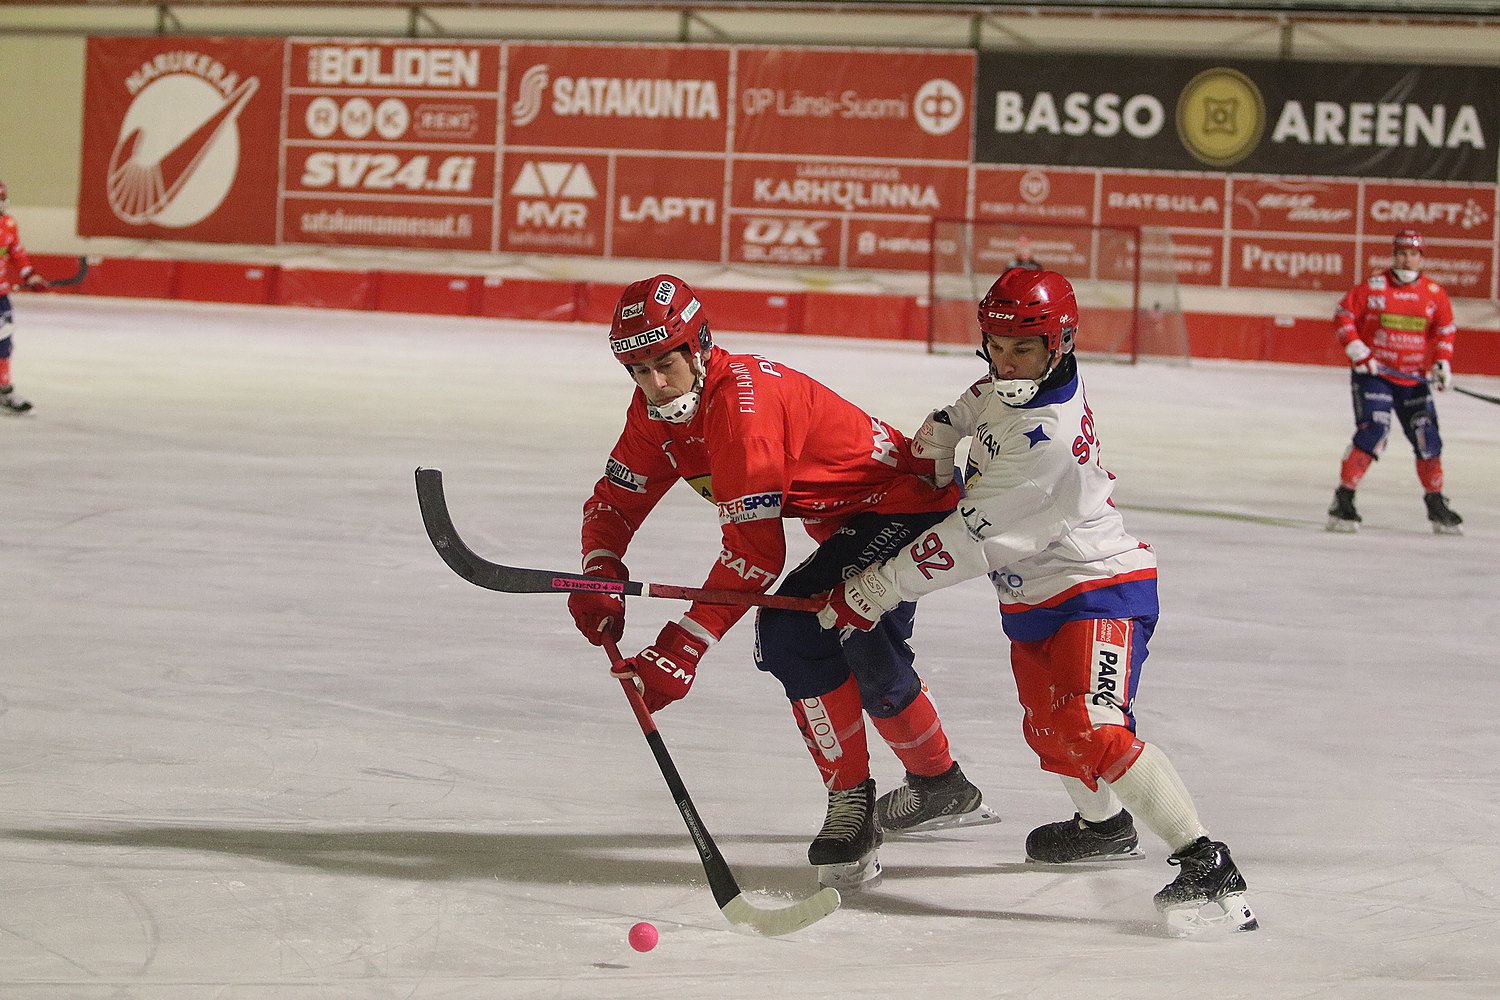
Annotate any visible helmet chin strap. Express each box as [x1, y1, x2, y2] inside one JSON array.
[[644, 350, 708, 423]]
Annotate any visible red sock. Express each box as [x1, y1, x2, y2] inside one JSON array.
[[1417, 457, 1443, 493], [791, 676, 870, 791], [869, 683, 953, 778], [0, 356, 10, 388], [1339, 447, 1373, 490]]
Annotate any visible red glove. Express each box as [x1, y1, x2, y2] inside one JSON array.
[[613, 621, 709, 713], [21, 270, 48, 292], [567, 553, 627, 646]]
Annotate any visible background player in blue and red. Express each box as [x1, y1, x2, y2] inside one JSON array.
[[1327, 228, 1462, 534], [566, 273, 997, 890], [0, 180, 49, 414]]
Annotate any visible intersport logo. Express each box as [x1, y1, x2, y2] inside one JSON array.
[[106, 51, 258, 227]]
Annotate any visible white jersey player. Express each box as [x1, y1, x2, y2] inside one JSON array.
[[818, 268, 1257, 936]]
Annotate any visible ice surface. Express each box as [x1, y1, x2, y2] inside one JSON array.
[[4, 295, 1498, 998]]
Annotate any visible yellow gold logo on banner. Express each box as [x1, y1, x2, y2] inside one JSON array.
[[1176, 68, 1265, 167]]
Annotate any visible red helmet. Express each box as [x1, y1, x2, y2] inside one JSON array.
[[977, 268, 1078, 356], [1393, 228, 1423, 252], [609, 274, 711, 365]]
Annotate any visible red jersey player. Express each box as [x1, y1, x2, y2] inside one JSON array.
[[0, 181, 48, 414], [1328, 228, 1461, 534], [566, 274, 996, 889]]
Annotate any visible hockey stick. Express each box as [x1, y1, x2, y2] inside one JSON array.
[[1375, 365, 1500, 406], [603, 636, 841, 936], [1453, 384, 1500, 406], [414, 468, 821, 611], [45, 256, 90, 288]]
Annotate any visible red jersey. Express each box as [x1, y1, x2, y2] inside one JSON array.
[[0, 213, 36, 297], [580, 347, 959, 639], [1335, 269, 1455, 386]]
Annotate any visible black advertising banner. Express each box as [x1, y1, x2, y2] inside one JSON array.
[[975, 53, 1500, 182]]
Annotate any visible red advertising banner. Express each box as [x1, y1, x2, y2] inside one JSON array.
[[289, 40, 502, 91], [847, 218, 939, 272], [1228, 235, 1356, 291], [1161, 231, 1224, 286], [76, 35, 1499, 297], [499, 154, 609, 254], [285, 92, 500, 147], [505, 43, 730, 153], [281, 199, 491, 251], [282, 40, 501, 250], [283, 147, 496, 200], [728, 214, 841, 267], [730, 160, 968, 219], [974, 167, 1095, 224], [733, 47, 973, 162], [1229, 177, 1359, 235], [1361, 181, 1495, 242], [78, 37, 284, 242], [611, 155, 724, 262], [1098, 172, 1228, 231]]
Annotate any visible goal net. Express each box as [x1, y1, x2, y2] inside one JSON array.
[[926, 219, 1188, 363]]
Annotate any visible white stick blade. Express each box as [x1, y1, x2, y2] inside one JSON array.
[[721, 887, 841, 937]]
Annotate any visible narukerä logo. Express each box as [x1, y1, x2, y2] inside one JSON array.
[[106, 52, 259, 227]]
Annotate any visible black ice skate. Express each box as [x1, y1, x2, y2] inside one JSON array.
[[1424, 492, 1463, 535], [1325, 486, 1360, 533], [876, 762, 1000, 834], [1025, 809, 1144, 864], [0, 385, 32, 414], [809, 778, 883, 891], [1154, 837, 1258, 937]]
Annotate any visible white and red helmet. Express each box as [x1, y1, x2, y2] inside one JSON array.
[[609, 274, 711, 366], [977, 268, 1079, 406], [1391, 228, 1424, 283], [1393, 228, 1424, 253]]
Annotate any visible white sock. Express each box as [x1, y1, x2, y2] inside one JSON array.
[[1105, 742, 1206, 852], [1059, 775, 1124, 823]]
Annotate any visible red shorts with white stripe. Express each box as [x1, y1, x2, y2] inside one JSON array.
[[1009, 616, 1154, 786]]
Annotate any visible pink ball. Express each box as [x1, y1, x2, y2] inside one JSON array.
[[628, 921, 659, 952]]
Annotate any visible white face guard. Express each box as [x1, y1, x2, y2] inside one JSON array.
[[644, 350, 707, 423], [983, 345, 1059, 408], [1392, 268, 1420, 284], [989, 376, 1042, 406]]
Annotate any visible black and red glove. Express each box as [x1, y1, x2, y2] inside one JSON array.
[[21, 269, 48, 292], [613, 621, 709, 713], [567, 553, 627, 646]]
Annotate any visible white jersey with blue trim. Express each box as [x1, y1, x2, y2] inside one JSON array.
[[876, 360, 1159, 642]]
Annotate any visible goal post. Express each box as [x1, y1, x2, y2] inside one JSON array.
[[925, 218, 1188, 364]]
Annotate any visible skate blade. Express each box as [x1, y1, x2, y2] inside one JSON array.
[[1431, 523, 1463, 536], [884, 801, 1002, 835], [1026, 845, 1146, 865], [1162, 891, 1258, 938], [816, 850, 882, 892], [1325, 517, 1359, 533]]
